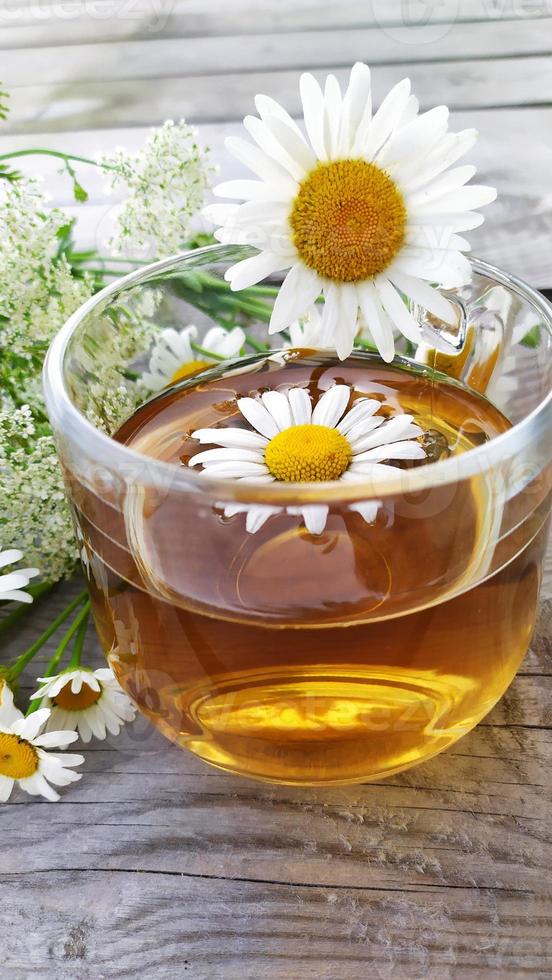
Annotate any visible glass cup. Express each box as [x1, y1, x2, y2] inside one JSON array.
[[43, 245, 552, 785]]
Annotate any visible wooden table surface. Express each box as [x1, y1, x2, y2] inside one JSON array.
[[1, 4, 552, 977]]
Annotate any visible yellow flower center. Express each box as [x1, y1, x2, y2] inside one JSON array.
[[53, 681, 102, 711], [290, 159, 407, 282], [0, 732, 39, 779], [265, 424, 352, 482], [170, 360, 211, 385]]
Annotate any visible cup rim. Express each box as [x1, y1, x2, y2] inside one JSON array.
[[43, 244, 552, 504]]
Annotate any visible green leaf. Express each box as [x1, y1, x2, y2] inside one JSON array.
[[520, 324, 541, 348], [0, 84, 9, 121], [72, 178, 89, 203]]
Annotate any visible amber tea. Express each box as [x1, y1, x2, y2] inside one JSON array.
[[77, 353, 549, 784]]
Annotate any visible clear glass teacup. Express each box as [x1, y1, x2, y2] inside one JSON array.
[[44, 245, 552, 785]]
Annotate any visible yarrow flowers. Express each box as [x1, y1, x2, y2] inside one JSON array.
[[189, 384, 425, 533], [205, 62, 496, 361]]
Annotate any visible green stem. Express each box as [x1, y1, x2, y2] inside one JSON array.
[[5, 590, 88, 685], [26, 602, 90, 715], [190, 341, 227, 362], [0, 581, 54, 636], [67, 607, 90, 670], [0, 148, 116, 171]]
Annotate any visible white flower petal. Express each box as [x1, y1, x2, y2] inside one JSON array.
[[349, 500, 381, 524], [325, 283, 359, 361], [192, 427, 268, 452], [214, 179, 290, 202], [407, 164, 476, 208], [237, 396, 281, 438], [401, 128, 478, 191], [386, 269, 456, 325], [351, 416, 422, 456], [246, 506, 280, 533], [261, 390, 294, 430], [337, 399, 380, 436], [379, 105, 449, 172], [339, 61, 372, 156], [0, 549, 23, 568], [354, 440, 426, 462], [375, 276, 422, 345], [323, 73, 343, 159], [360, 77, 411, 158], [299, 72, 327, 160], [346, 415, 386, 450], [192, 461, 270, 478], [191, 447, 265, 467], [357, 281, 396, 363], [269, 264, 322, 335], [33, 730, 78, 749], [243, 115, 310, 182], [225, 251, 289, 292], [411, 184, 497, 216], [312, 385, 350, 427], [225, 135, 298, 192], [300, 505, 329, 535], [19, 771, 60, 801], [0, 775, 14, 802], [288, 387, 313, 425], [12, 709, 49, 741]]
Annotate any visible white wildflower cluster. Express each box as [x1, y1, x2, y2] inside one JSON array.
[[0, 179, 92, 357], [75, 289, 159, 433], [101, 120, 215, 258], [0, 404, 78, 581]]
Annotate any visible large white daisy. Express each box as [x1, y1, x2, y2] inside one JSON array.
[[141, 324, 246, 392], [204, 62, 496, 362], [0, 687, 83, 803], [0, 547, 39, 603], [31, 667, 137, 743], [189, 384, 425, 534]]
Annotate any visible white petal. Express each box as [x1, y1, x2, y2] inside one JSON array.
[[245, 506, 280, 533], [225, 135, 298, 193], [202, 326, 245, 359], [386, 269, 456, 325], [337, 399, 380, 436], [260, 113, 317, 177], [349, 500, 380, 524], [70, 674, 84, 695], [410, 184, 497, 216], [354, 440, 426, 461], [192, 427, 268, 452], [332, 284, 359, 360], [392, 248, 472, 287], [312, 385, 350, 427], [269, 264, 322, 335], [375, 276, 422, 345], [0, 549, 23, 568], [300, 505, 329, 535], [19, 772, 60, 801], [0, 572, 35, 593], [379, 105, 449, 172], [202, 203, 240, 226], [407, 165, 476, 208], [0, 775, 14, 802], [261, 390, 294, 430], [192, 461, 270, 478], [360, 78, 411, 158], [352, 416, 422, 456], [288, 387, 313, 425], [400, 128, 478, 191], [190, 447, 265, 467], [255, 93, 307, 141], [357, 281, 396, 363], [225, 252, 289, 292], [300, 72, 327, 160], [238, 397, 280, 438], [12, 709, 49, 741], [345, 415, 386, 450], [213, 179, 288, 201], [323, 74, 343, 159], [244, 115, 310, 182], [339, 62, 372, 156], [33, 730, 78, 748]]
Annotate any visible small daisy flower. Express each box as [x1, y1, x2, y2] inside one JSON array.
[[285, 304, 329, 350], [189, 384, 425, 534], [0, 692, 83, 803], [31, 667, 137, 743], [141, 324, 246, 392], [205, 62, 496, 362], [0, 547, 39, 603]]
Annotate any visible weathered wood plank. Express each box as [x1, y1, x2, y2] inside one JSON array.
[[3, 18, 552, 78], [4, 55, 552, 135], [2, 870, 550, 979], [1, 0, 550, 40]]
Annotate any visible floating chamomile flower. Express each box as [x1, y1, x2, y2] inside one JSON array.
[[0, 688, 83, 803], [141, 324, 246, 392], [189, 384, 425, 534], [0, 547, 39, 603], [204, 62, 496, 362], [31, 667, 137, 743], [284, 304, 329, 350]]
